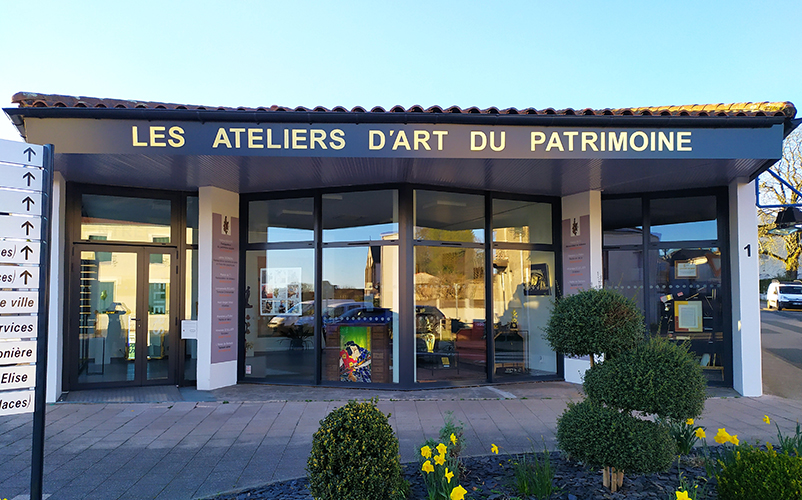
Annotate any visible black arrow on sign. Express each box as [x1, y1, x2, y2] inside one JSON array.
[[23, 172, 36, 186], [21, 245, 33, 259], [20, 270, 33, 285], [21, 220, 35, 236], [23, 147, 36, 162], [22, 196, 35, 211]]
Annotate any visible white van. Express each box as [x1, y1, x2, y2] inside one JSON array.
[[766, 281, 802, 310]]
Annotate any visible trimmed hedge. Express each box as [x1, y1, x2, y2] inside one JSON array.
[[717, 446, 802, 500], [556, 399, 676, 474], [582, 337, 706, 420], [543, 288, 644, 359]]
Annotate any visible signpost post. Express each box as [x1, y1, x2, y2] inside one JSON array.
[[0, 137, 52, 500]]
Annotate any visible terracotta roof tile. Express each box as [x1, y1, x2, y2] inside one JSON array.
[[9, 92, 797, 118]]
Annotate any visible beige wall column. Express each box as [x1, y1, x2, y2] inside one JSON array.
[[197, 186, 239, 390], [729, 178, 762, 396], [46, 171, 66, 403], [560, 190, 603, 384]]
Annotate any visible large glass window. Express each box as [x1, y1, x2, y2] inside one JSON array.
[[322, 246, 399, 384], [415, 191, 485, 243], [81, 194, 171, 243], [414, 246, 486, 383], [243, 189, 559, 387], [243, 248, 315, 383], [650, 196, 717, 242], [493, 199, 552, 244], [248, 198, 314, 243], [602, 198, 643, 246], [492, 250, 557, 379], [602, 193, 727, 385], [648, 247, 724, 382], [323, 190, 398, 242]]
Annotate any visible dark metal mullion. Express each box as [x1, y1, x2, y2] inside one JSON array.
[[553, 198, 564, 378], [399, 186, 415, 387], [314, 194, 323, 385], [237, 196, 248, 382], [642, 197, 652, 335], [485, 193, 494, 383], [135, 250, 148, 385], [716, 191, 733, 387]]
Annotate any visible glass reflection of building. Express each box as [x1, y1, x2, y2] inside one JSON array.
[[603, 193, 728, 384], [241, 189, 559, 387]]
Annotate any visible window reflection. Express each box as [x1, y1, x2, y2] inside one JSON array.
[[323, 190, 398, 242], [492, 250, 556, 379], [602, 198, 643, 246], [414, 246, 485, 383], [243, 249, 315, 383], [649, 247, 724, 382], [248, 198, 314, 243], [322, 246, 399, 384], [493, 199, 552, 244], [650, 197, 717, 242], [415, 190, 485, 243], [81, 194, 171, 243]]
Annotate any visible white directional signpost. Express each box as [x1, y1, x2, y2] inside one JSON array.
[[0, 137, 52, 500]]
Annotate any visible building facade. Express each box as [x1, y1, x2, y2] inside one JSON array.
[[4, 93, 798, 401]]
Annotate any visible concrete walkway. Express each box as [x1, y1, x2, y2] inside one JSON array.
[[0, 381, 800, 500]]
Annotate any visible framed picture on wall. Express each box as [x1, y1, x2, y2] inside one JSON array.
[[675, 260, 698, 279], [674, 300, 703, 333], [524, 263, 551, 296]]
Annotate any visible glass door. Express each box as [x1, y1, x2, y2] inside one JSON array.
[[72, 245, 177, 388]]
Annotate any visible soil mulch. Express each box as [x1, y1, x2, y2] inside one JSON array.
[[204, 450, 715, 500]]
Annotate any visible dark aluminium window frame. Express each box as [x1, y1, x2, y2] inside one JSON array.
[[239, 183, 563, 389], [63, 182, 199, 390], [601, 187, 732, 387]]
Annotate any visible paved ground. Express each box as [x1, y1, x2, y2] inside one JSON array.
[[1, 381, 801, 500], [761, 304, 802, 399]]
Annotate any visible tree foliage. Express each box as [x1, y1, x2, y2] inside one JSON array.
[[759, 128, 802, 278]]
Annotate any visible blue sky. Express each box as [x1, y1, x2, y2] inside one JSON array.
[[1, 0, 801, 141]]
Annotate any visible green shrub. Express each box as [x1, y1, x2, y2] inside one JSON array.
[[556, 399, 677, 474], [583, 337, 706, 420], [307, 399, 407, 500], [543, 288, 644, 360], [717, 446, 802, 500]]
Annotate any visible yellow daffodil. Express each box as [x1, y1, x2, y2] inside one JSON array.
[[730, 434, 739, 446], [434, 453, 446, 466], [450, 484, 468, 500], [714, 428, 731, 444], [421, 445, 432, 459], [676, 490, 690, 500], [764, 415, 771, 424], [422, 460, 434, 474], [450, 433, 458, 445], [685, 418, 694, 426], [444, 467, 454, 483], [437, 443, 448, 456], [695, 427, 706, 439], [491, 443, 499, 454]]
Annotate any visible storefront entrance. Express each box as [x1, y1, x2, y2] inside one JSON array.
[[69, 245, 178, 388]]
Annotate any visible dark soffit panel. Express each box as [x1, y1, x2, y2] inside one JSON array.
[[54, 153, 767, 197]]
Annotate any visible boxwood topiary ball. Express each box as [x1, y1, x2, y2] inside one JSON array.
[[307, 399, 407, 500], [543, 288, 644, 360], [583, 336, 706, 420], [556, 399, 677, 474]]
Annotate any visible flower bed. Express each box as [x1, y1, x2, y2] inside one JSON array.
[[205, 450, 713, 500]]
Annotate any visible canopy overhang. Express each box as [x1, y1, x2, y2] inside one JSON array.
[[5, 105, 796, 197]]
